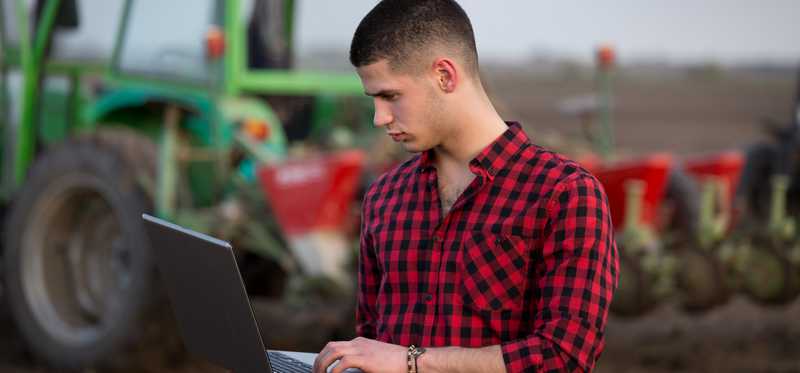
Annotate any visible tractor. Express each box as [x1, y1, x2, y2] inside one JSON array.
[[0, 0, 375, 370]]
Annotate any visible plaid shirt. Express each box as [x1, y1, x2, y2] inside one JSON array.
[[356, 122, 618, 372]]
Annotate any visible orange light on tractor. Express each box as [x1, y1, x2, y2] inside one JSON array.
[[242, 118, 271, 141], [596, 44, 616, 69], [205, 25, 225, 60]]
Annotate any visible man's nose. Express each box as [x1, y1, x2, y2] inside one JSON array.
[[373, 101, 393, 128]]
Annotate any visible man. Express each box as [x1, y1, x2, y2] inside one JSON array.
[[313, 1, 618, 372]]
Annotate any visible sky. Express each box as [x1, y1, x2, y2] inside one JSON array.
[[295, 1, 800, 65]]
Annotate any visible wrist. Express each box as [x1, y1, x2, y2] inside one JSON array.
[[415, 347, 446, 373], [407, 345, 427, 373]]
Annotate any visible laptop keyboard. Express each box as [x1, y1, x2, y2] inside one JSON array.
[[268, 351, 313, 373]]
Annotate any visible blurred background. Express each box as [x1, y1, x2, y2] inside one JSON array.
[[0, 0, 798, 372]]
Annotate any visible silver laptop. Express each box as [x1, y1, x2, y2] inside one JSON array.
[[142, 213, 315, 373]]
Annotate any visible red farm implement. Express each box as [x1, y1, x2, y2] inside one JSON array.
[[568, 48, 800, 316]]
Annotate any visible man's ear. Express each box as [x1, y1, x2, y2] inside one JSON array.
[[432, 58, 458, 93]]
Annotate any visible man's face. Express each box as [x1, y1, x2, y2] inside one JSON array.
[[356, 59, 445, 153]]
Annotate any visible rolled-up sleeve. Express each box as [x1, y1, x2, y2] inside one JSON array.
[[501, 174, 619, 372]]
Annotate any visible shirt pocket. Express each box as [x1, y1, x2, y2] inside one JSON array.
[[459, 232, 529, 312]]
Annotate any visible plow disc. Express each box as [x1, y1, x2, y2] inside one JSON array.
[[611, 248, 671, 317], [739, 238, 800, 305], [675, 247, 732, 312]]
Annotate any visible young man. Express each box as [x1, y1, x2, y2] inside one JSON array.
[[313, 1, 619, 372]]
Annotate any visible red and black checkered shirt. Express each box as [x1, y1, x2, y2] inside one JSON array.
[[356, 122, 618, 372]]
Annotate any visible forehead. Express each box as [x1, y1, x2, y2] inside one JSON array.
[[356, 60, 419, 92]]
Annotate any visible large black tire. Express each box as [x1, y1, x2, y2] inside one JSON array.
[[3, 129, 182, 371]]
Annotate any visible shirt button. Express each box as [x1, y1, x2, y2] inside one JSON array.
[[423, 294, 433, 302], [433, 235, 443, 242]]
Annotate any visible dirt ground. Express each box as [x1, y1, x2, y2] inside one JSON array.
[[1, 65, 798, 372], [486, 65, 794, 158], [599, 297, 800, 373]]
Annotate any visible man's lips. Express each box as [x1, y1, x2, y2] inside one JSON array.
[[389, 132, 407, 141]]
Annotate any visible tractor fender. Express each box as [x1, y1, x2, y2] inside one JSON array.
[[85, 89, 212, 126], [87, 90, 288, 163]]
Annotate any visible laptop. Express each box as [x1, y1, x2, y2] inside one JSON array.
[[142, 213, 316, 373]]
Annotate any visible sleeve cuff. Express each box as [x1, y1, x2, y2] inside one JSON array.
[[501, 337, 544, 373]]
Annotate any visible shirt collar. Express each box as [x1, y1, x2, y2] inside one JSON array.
[[418, 121, 530, 178]]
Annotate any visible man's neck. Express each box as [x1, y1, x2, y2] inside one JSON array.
[[432, 104, 506, 218], [433, 112, 508, 173]]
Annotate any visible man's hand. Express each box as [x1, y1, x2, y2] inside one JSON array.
[[313, 337, 406, 373]]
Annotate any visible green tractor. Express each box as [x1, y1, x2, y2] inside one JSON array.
[[0, 0, 374, 369]]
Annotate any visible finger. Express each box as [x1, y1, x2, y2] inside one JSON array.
[[319, 348, 357, 373], [330, 355, 362, 373], [314, 342, 340, 373], [316, 342, 356, 373]]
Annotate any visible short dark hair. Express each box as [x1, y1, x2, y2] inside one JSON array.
[[350, 0, 479, 76]]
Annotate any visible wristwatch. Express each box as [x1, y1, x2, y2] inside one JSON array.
[[407, 345, 427, 373]]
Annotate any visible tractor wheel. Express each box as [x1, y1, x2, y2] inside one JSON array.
[[3, 129, 183, 371], [675, 247, 731, 313]]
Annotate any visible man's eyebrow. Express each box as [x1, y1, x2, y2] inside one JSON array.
[[364, 89, 398, 97]]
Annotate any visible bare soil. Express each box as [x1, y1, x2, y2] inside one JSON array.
[[598, 297, 800, 373], [486, 66, 794, 158]]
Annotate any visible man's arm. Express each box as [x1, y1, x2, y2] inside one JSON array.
[[499, 174, 619, 372], [356, 192, 381, 339], [416, 345, 505, 373], [313, 338, 505, 373]]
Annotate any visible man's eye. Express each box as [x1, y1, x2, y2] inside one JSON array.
[[384, 94, 398, 101]]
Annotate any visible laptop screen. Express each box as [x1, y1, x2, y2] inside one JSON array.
[[142, 214, 272, 373]]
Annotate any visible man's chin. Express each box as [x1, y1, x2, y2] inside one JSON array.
[[399, 141, 427, 153]]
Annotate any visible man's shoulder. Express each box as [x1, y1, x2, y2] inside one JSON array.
[[518, 144, 602, 196]]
